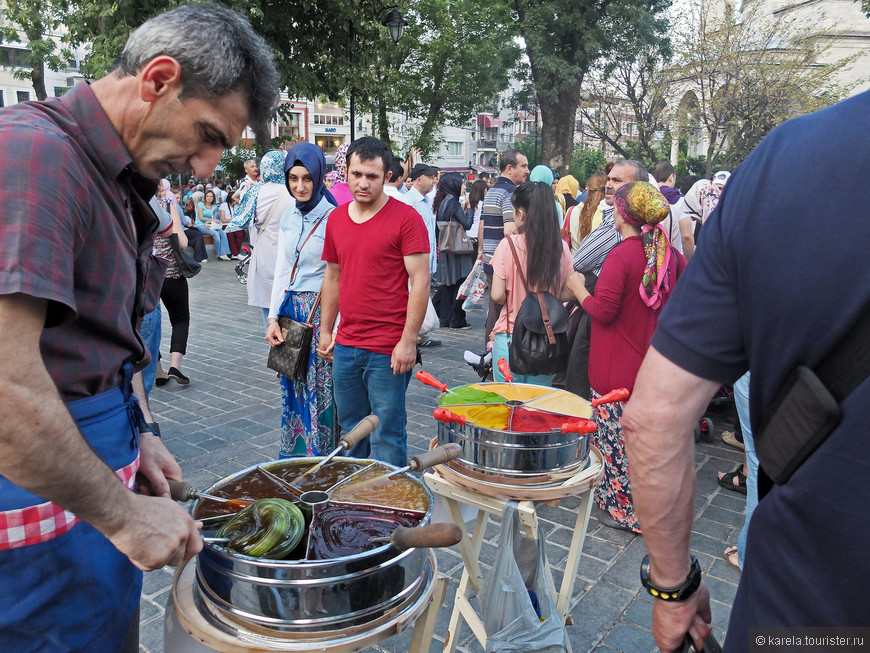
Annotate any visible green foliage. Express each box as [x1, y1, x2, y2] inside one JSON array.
[[219, 148, 257, 184], [1, 0, 71, 99], [512, 129, 542, 168], [569, 149, 607, 184], [513, 0, 672, 171]]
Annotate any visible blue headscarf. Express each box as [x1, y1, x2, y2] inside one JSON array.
[[226, 150, 286, 232], [284, 142, 337, 213]]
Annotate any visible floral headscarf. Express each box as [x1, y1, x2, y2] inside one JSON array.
[[226, 150, 288, 232], [613, 181, 674, 310], [324, 171, 339, 185], [157, 178, 175, 208], [683, 179, 721, 225], [333, 143, 350, 183]]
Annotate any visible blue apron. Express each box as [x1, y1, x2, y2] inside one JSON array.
[[0, 363, 143, 652]]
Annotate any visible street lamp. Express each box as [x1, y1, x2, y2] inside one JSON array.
[[349, 8, 407, 141], [382, 9, 408, 44]]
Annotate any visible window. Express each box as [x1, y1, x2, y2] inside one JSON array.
[[0, 47, 32, 68], [54, 86, 69, 97], [0, 90, 4, 108], [447, 141, 463, 156], [314, 114, 345, 126], [17, 91, 30, 103]]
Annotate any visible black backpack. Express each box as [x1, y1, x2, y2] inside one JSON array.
[[505, 237, 570, 376]]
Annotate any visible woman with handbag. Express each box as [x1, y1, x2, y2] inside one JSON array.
[[265, 143, 339, 458], [153, 179, 193, 385], [566, 181, 686, 533], [196, 189, 233, 261], [490, 181, 574, 385], [434, 173, 475, 329]]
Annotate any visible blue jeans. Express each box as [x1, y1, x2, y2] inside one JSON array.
[[140, 302, 162, 396], [332, 344, 411, 467], [196, 225, 231, 257], [734, 371, 757, 569], [492, 332, 556, 386]]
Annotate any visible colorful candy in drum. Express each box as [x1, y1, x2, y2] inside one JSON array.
[[416, 370, 610, 481]]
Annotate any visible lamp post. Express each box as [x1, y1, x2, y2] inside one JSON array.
[[349, 7, 407, 142]]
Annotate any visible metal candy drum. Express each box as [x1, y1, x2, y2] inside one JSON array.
[[435, 382, 595, 481], [190, 457, 434, 634]]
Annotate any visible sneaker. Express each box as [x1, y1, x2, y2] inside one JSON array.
[[450, 323, 472, 330], [418, 338, 441, 348], [167, 367, 190, 385], [218, 254, 231, 261], [198, 259, 208, 264]]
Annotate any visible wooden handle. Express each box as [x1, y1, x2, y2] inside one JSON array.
[[168, 479, 195, 502], [591, 388, 630, 407], [408, 443, 463, 471], [340, 415, 380, 449], [416, 370, 448, 392], [389, 523, 463, 551], [561, 419, 598, 434], [497, 358, 513, 383], [433, 408, 466, 425]]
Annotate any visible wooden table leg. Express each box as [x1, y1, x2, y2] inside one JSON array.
[[410, 573, 448, 653]]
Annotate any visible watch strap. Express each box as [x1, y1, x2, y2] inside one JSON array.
[[640, 554, 701, 602]]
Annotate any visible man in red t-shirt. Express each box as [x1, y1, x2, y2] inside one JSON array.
[[318, 137, 430, 466]]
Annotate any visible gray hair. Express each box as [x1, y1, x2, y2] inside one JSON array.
[[115, 3, 280, 144], [612, 159, 649, 182]]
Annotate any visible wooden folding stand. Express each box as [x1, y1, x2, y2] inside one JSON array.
[[423, 446, 603, 653]]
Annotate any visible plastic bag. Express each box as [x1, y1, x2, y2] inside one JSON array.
[[458, 259, 487, 311], [480, 502, 566, 653], [420, 297, 440, 335]]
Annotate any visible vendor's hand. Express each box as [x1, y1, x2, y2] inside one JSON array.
[[135, 432, 182, 498], [391, 338, 417, 375], [651, 582, 712, 653], [265, 320, 284, 346], [108, 493, 203, 571], [317, 330, 335, 362]]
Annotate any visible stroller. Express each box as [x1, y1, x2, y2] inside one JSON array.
[[695, 384, 741, 443], [464, 350, 493, 382], [234, 244, 252, 285]]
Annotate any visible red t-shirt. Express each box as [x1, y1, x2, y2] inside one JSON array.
[[584, 236, 685, 395], [322, 196, 430, 354]]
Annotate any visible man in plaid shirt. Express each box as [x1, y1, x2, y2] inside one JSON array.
[[0, 4, 278, 651]]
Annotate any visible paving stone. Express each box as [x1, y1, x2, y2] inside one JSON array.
[[602, 621, 657, 653], [621, 598, 653, 629], [569, 582, 635, 644], [710, 491, 747, 513], [702, 504, 746, 527], [705, 575, 740, 606]]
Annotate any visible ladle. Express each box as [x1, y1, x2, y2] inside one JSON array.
[[168, 480, 252, 508]]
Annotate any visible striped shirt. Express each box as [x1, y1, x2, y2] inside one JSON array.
[[481, 177, 516, 260], [572, 206, 621, 275]]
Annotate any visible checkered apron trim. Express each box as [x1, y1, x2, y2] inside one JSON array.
[[0, 455, 140, 551]]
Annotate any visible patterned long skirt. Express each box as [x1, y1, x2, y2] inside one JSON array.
[[591, 389, 641, 533], [278, 291, 337, 458]]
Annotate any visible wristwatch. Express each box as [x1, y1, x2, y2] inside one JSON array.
[[640, 554, 701, 601]]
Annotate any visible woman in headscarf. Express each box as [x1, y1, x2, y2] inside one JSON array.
[[675, 178, 721, 259], [554, 174, 580, 215], [227, 151, 293, 326], [434, 173, 475, 329], [323, 171, 339, 190], [265, 143, 339, 458], [328, 143, 354, 206], [566, 181, 686, 533], [529, 165, 564, 226]]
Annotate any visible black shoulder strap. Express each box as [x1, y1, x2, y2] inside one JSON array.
[[817, 307, 870, 403]]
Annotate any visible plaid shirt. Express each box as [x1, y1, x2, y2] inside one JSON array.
[[0, 83, 167, 400]]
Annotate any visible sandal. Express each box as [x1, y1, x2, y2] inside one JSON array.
[[717, 466, 747, 495], [723, 545, 740, 570]]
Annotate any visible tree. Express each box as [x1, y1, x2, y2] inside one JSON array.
[[570, 148, 607, 184], [671, 0, 854, 176], [511, 0, 670, 176], [1, 0, 69, 100], [578, 43, 672, 163]]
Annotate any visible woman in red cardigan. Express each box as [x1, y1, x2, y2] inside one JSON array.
[[567, 181, 686, 532]]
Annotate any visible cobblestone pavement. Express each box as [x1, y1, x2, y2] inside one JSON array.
[[141, 255, 745, 653]]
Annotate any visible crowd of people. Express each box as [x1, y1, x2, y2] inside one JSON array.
[[0, 3, 864, 651]]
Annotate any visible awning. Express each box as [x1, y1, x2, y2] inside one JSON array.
[[472, 165, 499, 174], [439, 166, 472, 174], [477, 115, 503, 128]]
